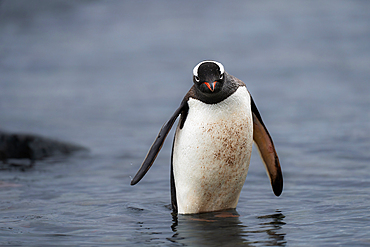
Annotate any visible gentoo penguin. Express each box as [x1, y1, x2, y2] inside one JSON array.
[[131, 60, 283, 214]]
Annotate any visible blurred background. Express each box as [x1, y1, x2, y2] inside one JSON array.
[[0, 0, 369, 246]]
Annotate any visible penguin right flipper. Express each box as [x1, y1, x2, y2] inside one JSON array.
[[130, 101, 188, 185], [251, 97, 283, 196]]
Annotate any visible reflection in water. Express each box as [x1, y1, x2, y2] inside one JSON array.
[[170, 209, 246, 246], [169, 209, 286, 246], [256, 211, 286, 246]]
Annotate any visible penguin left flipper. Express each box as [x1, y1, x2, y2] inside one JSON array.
[[130, 101, 188, 185], [251, 97, 283, 196]]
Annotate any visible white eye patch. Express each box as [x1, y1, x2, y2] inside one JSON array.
[[193, 60, 225, 77]]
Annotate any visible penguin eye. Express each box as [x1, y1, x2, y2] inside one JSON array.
[[194, 76, 200, 82], [220, 73, 224, 80]]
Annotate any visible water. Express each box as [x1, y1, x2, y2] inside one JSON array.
[[1, 0, 370, 246]]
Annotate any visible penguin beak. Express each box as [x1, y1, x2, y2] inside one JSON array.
[[204, 81, 217, 92]]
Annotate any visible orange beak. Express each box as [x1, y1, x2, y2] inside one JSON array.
[[204, 81, 217, 92]]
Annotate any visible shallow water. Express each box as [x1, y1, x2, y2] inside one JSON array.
[[1, 0, 370, 246]]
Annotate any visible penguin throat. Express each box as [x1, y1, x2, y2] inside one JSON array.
[[194, 83, 239, 104], [195, 89, 231, 104]]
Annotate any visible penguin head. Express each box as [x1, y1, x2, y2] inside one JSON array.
[[193, 61, 225, 94]]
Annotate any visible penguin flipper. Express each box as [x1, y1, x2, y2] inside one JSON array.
[[251, 97, 283, 196], [130, 101, 187, 185]]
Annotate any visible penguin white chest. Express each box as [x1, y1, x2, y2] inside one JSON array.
[[173, 86, 253, 214]]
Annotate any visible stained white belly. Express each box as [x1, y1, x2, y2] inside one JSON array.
[[173, 87, 253, 214]]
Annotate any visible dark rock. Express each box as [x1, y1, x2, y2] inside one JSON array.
[[0, 130, 88, 168]]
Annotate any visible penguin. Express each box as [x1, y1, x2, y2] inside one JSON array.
[[130, 60, 283, 214]]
